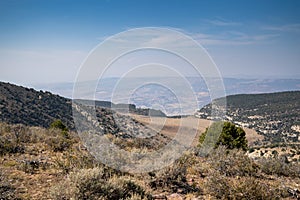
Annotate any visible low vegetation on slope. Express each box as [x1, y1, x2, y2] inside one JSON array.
[[1, 122, 300, 199], [197, 91, 300, 144], [0, 82, 74, 129], [0, 81, 166, 132]]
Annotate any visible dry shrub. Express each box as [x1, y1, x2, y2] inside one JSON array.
[[206, 172, 280, 199], [0, 123, 76, 155], [19, 160, 40, 174], [0, 171, 19, 200], [45, 128, 77, 152], [205, 172, 231, 199], [207, 146, 258, 177], [0, 124, 25, 155], [50, 167, 150, 200], [53, 150, 95, 174], [21, 126, 48, 143], [126, 194, 148, 200], [46, 136, 72, 152], [258, 156, 300, 177], [204, 147, 293, 199], [149, 152, 200, 194], [0, 137, 24, 155]]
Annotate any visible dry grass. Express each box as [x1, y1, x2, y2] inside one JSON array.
[[131, 115, 211, 146], [243, 126, 264, 146], [1, 122, 299, 200], [50, 167, 150, 200], [132, 115, 263, 147], [0, 123, 93, 199]]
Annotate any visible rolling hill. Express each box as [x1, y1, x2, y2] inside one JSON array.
[[0, 81, 170, 151], [0, 81, 165, 129], [0, 81, 74, 129], [196, 91, 300, 144]]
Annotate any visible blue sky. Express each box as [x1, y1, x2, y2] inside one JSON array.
[[0, 0, 300, 85]]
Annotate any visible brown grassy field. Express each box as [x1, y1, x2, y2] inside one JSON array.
[[131, 115, 263, 147]]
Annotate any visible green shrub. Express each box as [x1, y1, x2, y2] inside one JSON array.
[[50, 120, 68, 132], [199, 121, 248, 151], [49, 119, 70, 139], [248, 148, 255, 153]]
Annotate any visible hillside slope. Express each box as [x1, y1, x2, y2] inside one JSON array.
[[0, 82, 74, 129], [1, 122, 299, 199], [0, 81, 170, 151], [196, 91, 300, 144], [0, 82, 165, 130]]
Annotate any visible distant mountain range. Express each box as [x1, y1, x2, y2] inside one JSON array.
[[32, 77, 300, 115]]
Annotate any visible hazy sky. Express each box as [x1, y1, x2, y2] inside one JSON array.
[[0, 0, 300, 86]]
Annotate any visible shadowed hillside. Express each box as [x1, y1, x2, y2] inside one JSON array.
[[0, 81, 170, 151], [0, 82, 165, 131], [0, 82, 74, 129]]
